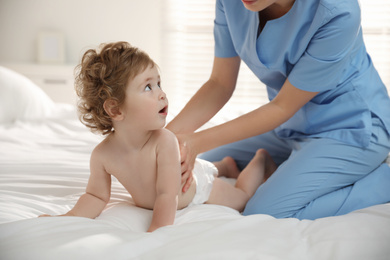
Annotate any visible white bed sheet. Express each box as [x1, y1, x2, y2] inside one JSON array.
[[1, 105, 390, 260]]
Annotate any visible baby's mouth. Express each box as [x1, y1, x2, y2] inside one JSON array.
[[159, 105, 168, 115]]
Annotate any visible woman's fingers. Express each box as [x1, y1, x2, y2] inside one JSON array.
[[176, 134, 198, 193], [182, 172, 194, 193]]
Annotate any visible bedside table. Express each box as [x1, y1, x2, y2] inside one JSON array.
[[1, 63, 77, 105]]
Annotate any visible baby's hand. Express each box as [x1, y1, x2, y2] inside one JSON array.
[[38, 214, 52, 217], [38, 214, 55, 218], [38, 212, 73, 218]]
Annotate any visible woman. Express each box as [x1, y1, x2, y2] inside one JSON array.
[[166, 0, 390, 219]]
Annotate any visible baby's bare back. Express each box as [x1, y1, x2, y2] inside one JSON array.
[[100, 136, 196, 210], [110, 157, 196, 210]]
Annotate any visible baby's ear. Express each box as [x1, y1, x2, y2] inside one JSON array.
[[103, 99, 123, 121]]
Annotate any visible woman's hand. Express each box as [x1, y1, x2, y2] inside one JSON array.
[[177, 133, 198, 193]]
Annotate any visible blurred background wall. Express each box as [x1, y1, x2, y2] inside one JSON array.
[[0, 0, 389, 121], [0, 0, 162, 65]]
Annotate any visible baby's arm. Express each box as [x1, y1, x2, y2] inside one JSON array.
[[40, 147, 111, 218], [147, 130, 182, 232]]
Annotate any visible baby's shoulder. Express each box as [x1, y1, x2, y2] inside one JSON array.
[[152, 128, 178, 144], [151, 129, 179, 152], [91, 136, 114, 159]]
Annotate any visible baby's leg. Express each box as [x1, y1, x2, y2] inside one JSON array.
[[207, 149, 277, 212], [235, 149, 276, 197], [206, 178, 248, 212]]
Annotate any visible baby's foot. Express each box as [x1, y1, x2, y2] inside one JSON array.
[[214, 156, 241, 179]]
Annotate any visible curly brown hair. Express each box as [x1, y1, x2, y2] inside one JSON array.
[[74, 42, 155, 135]]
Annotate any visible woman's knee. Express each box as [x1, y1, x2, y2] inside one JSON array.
[[242, 186, 296, 218]]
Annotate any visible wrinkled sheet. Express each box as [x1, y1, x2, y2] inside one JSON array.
[[1, 106, 390, 260]]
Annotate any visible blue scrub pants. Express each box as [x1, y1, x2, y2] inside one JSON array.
[[199, 117, 390, 220]]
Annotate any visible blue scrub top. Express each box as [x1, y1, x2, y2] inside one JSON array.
[[214, 0, 390, 148]]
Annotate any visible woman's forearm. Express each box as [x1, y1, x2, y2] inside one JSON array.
[[167, 56, 241, 134], [191, 102, 280, 153], [167, 78, 233, 134]]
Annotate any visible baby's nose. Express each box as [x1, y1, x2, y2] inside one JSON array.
[[160, 90, 167, 100]]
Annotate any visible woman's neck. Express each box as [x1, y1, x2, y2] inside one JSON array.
[[258, 0, 295, 35], [260, 0, 295, 20]]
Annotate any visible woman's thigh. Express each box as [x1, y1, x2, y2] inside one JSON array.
[[199, 130, 292, 170], [243, 120, 390, 219]]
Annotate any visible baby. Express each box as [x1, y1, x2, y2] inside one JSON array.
[[40, 42, 276, 232]]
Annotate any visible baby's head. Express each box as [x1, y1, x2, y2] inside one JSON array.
[[75, 42, 156, 135]]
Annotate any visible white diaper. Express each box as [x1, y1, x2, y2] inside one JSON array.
[[188, 158, 218, 207]]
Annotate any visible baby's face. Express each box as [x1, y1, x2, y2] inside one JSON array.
[[121, 65, 168, 130]]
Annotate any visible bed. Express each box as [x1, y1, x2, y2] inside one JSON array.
[[1, 66, 390, 260]]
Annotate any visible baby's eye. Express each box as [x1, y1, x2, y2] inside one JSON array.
[[145, 85, 152, 91], [157, 82, 162, 89]]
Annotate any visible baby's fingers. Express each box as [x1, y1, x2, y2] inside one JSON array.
[[38, 214, 52, 217]]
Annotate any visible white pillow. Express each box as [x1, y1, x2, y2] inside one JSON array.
[[0, 66, 55, 124]]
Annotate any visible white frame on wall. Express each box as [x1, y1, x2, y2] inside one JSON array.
[[37, 31, 65, 64]]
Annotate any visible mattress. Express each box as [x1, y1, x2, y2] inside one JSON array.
[[1, 66, 390, 260]]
